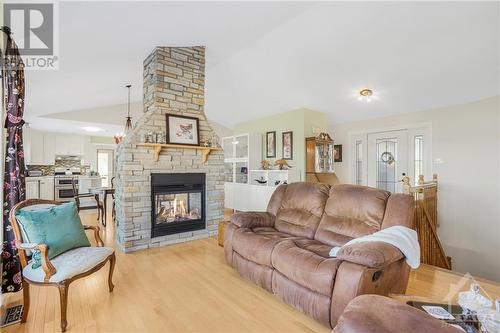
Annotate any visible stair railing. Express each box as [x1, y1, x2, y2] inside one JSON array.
[[402, 175, 452, 270]]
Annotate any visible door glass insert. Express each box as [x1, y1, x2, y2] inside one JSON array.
[[235, 161, 248, 183], [355, 140, 363, 185], [414, 135, 424, 184], [224, 162, 234, 182], [376, 138, 397, 192], [222, 137, 234, 159], [235, 135, 249, 159]]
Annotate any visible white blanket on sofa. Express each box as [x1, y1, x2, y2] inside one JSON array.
[[329, 226, 421, 269]]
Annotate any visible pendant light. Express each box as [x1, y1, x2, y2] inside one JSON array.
[[124, 84, 132, 132], [114, 84, 132, 144]]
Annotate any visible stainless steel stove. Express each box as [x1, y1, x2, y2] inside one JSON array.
[[54, 167, 81, 202]]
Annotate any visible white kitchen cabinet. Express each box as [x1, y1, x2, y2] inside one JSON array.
[[40, 177, 54, 200], [25, 177, 54, 200], [55, 134, 68, 155], [25, 129, 89, 165], [43, 133, 56, 164], [24, 129, 57, 165], [55, 133, 84, 156], [28, 130, 45, 165], [25, 179, 40, 199]]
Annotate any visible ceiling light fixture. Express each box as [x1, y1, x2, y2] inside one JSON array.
[[81, 126, 103, 132], [124, 84, 133, 132], [115, 84, 133, 144], [358, 89, 374, 103]]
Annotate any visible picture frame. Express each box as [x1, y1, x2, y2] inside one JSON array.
[[334, 144, 342, 162], [266, 131, 276, 158], [282, 131, 293, 160], [166, 113, 200, 146]]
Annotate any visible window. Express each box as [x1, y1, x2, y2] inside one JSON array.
[[414, 135, 424, 184], [355, 140, 363, 185]]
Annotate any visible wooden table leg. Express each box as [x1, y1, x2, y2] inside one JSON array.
[[103, 192, 108, 227]]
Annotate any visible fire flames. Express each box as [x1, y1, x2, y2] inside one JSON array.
[[158, 198, 200, 223]]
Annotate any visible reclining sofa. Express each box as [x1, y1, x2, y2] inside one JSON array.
[[224, 183, 415, 328]]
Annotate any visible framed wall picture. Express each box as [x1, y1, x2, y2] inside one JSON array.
[[282, 131, 293, 160], [266, 131, 276, 158], [334, 144, 342, 162], [166, 114, 200, 146]]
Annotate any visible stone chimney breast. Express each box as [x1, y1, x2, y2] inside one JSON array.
[[114, 47, 224, 252]]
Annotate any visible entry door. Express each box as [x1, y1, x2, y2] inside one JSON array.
[[97, 149, 114, 187], [367, 130, 408, 193]]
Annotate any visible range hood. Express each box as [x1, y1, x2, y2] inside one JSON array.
[[55, 155, 81, 161]]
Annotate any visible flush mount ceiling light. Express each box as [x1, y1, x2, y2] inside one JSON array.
[[81, 126, 103, 132], [358, 89, 374, 103]]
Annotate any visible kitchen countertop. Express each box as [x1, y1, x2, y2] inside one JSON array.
[[26, 176, 54, 180], [26, 175, 103, 179]]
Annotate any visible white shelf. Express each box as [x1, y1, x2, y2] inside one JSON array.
[[249, 169, 301, 187]]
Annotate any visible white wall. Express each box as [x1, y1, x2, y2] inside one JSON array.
[[331, 96, 500, 282]]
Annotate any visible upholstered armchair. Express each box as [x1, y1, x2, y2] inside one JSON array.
[[9, 199, 116, 332]]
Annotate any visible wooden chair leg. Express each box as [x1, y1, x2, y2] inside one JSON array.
[[21, 280, 30, 323], [108, 253, 116, 292], [58, 283, 69, 332]]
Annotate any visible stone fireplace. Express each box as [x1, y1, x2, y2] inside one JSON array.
[[114, 47, 224, 252]]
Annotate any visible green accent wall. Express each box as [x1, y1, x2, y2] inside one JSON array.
[[233, 108, 327, 179]]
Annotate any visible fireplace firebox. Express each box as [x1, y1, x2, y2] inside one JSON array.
[[151, 173, 206, 238]]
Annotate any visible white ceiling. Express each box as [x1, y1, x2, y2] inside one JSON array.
[[21, 1, 500, 136]]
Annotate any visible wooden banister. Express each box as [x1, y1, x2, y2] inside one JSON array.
[[403, 175, 451, 270]]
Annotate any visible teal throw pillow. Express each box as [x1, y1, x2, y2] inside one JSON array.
[[15, 201, 91, 269]]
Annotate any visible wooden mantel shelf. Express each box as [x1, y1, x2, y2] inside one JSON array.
[[137, 143, 222, 163]]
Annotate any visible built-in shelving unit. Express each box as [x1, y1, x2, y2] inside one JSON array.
[[137, 143, 222, 163], [222, 133, 304, 211]]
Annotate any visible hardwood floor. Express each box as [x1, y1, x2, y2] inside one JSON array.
[[4, 210, 499, 333]]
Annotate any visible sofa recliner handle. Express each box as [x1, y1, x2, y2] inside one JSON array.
[[372, 270, 383, 282]]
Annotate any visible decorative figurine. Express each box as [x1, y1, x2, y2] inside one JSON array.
[[274, 159, 292, 170], [210, 134, 219, 148], [261, 160, 271, 170], [145, 131, 155, 143], [254, 177, 267, 184], [200, 138, 210, 147]]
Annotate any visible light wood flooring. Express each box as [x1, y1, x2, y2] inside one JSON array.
[[3, 210, 500, 333]]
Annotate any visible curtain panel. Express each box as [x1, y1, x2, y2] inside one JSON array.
[[1, 33, 26, 293]]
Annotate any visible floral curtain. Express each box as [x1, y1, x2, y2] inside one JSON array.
[[1, 32, 26, 293]]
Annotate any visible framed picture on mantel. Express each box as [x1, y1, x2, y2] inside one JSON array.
[[166, 114, 200, 146]]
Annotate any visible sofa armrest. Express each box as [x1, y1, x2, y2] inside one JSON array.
[[336, 241, 404, 269], [330, 259, 411, 327], [231, 212, 275, 228]]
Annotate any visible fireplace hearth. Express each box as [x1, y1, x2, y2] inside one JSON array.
[[151, 173, 206, 238]]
